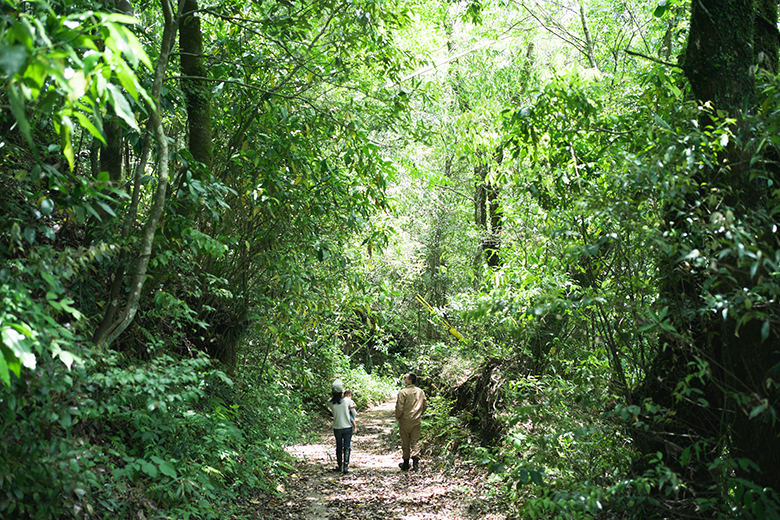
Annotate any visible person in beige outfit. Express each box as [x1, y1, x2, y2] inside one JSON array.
[[395, 373, 427, 471]]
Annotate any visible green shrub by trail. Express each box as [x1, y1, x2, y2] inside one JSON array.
[[0, 344, 315, 519]]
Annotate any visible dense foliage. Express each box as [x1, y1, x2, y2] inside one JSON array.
[[2, 0, 779, 518]]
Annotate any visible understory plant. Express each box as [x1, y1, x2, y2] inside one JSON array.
[[0, 338, 310, 519]]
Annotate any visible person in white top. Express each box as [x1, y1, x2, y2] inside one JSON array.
[[327, 379, 357, 474]]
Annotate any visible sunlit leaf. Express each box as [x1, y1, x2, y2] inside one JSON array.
[[106, 83, 139, 130]]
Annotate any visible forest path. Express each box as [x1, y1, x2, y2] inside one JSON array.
[[247, 397, 507, 520]]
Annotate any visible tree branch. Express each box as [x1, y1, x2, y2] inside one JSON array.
[[624, 48, 682, 69]]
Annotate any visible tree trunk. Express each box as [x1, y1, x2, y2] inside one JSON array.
[[485, 175, 502, 268], [93, 0, 180, 347], [755, 0, 780, 74], [179, 0, 213, 172], [686, 0, 780, 490], [578, 0, 598, 69], [683, 0, 755, 115], [100, 120, 123, 182], [637, 0, 780, 492]]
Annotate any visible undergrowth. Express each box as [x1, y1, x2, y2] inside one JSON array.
[[0, 341, 312, 519], [338, 363, 397, 409]]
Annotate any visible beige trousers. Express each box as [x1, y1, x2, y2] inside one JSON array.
[[399, 420, 421, 459]]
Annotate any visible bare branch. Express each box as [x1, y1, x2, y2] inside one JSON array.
[[624, 48, 682, 69]]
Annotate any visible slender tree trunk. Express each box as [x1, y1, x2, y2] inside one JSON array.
[[179, 0, 213, 172], [92, 131, 152, 343], [578, 0, 598, 69], [486, 175, 502, 268], [476, 160, 502, 269], [100, 121, 123, 181], [99, 0, 131, 183], [93, 0, 181, 347]]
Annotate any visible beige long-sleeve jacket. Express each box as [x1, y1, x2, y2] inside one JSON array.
[[395, 384, 427, 424]]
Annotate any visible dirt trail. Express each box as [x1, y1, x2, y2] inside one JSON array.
[[248, 397, 508, 520]]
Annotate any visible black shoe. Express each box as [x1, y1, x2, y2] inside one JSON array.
[[330, 466, 342, 472], [412, 457, 419, 471], [399, 459, 410, 471]]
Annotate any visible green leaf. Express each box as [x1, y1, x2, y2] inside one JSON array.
[[41, 271, 61, 292], [83, 50, 102, 74], [761, 321, 770, 341], [158, 461, 177, 478], [59, 298, 84, 319], [1, 326, 35, 373], [39, 197, 55, 216], [7, 84, 33, 149], [106, 83, 139, 130], [84, 203, 102, 221], [653, 2, 668, 17], [75, 112, 106, 145], [749, 400, 768, 419], [94, 200, 116, 217], [103, 13, 139, 25], [753, 500, 765, 520], [0, 351, 9, 387], [61, 114, 75, 170], [114, 59, 139, 100], [23, 226, 35, 244], [104, 22, 152, 70], [519, 468, 529, 483], [0, 45, 28, 76], [141, 461, 158, 478], [56, 349, 78, 370]]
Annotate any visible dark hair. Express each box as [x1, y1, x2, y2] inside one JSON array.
[[408, 373, 417, 385], [331, 391, 343, 405]]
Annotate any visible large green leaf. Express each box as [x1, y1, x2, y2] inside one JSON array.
[[0, 44, 27, 76], [106, 83, 139, 130]]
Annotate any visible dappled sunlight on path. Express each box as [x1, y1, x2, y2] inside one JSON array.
[[248, 396, 507, 520]]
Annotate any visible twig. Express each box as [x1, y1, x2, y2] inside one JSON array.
[[624, 48, 682, 70]]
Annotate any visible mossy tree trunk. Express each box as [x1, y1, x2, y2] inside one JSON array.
[[686, 0, 779, 491], [640, 0, 780, 492], [179, 0, 213, 173], [474, 161, 502, 268]]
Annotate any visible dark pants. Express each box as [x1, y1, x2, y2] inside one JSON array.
[[334, 427, 353, 468]]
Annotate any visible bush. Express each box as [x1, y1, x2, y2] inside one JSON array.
[[0, 341, 309, 519], [337, 363, 396, 409], [421, 394, 474, 458]]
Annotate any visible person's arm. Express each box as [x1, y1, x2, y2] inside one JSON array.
[[395, 391, 404, 421]]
